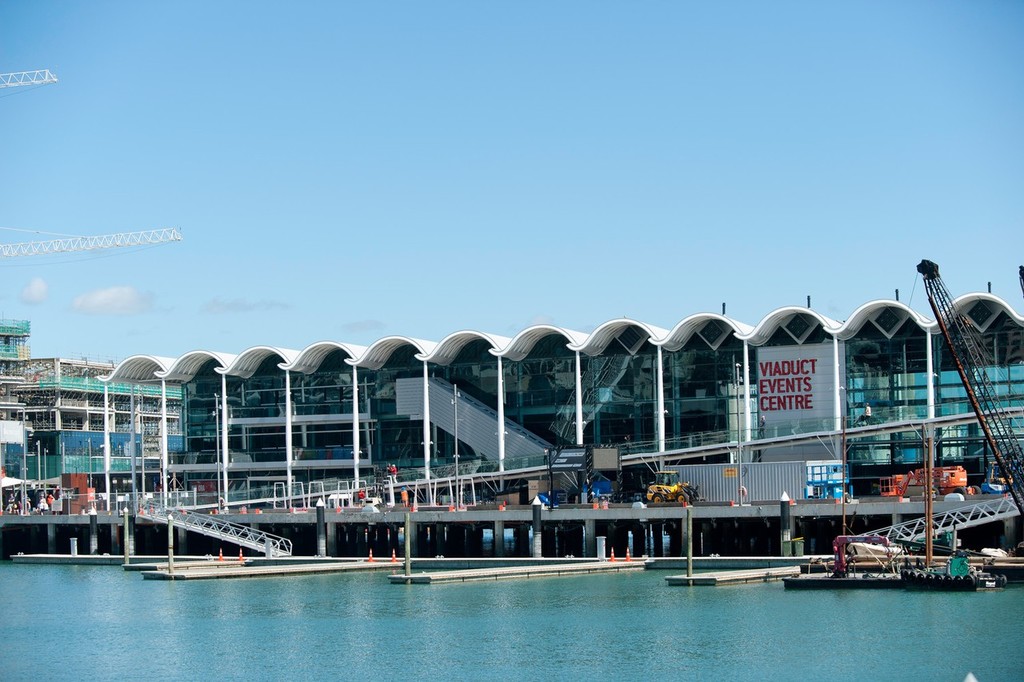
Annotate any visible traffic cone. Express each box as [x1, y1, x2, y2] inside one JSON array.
[[609, 548, 616, 562], [238, 549, 244, 563], [368, 549, 374, 562], [218, 549, 224, 562], [626, 548, 632, 562], [391, 549, 397, 563]]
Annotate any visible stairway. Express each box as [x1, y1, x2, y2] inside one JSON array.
[[395, 377, 552, 460], [870, 497, 1019, 545], [140, 505, 293, 557]]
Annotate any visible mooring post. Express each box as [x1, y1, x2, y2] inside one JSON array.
[[532, 496, 543, 558], [780, 492, 792, 556], [404, 512, 412, 577], [89, 508, 99, 555], [167, 514, 175, 576], [316, 497, 326, 557], [686, 505, 693, 578], [121, 507, 129, 563]]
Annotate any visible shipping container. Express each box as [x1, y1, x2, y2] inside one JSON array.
[[668, 461, 811, 503]]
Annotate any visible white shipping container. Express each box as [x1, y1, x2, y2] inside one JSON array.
[[669, 461, 810, 504]]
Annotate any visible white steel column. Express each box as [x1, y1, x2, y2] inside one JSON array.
[[422, 362, 433, 504], [742, 341, 752, 442], [161, 380, 168, 506], [574, 351, 584, 445], [103, 383, 111, 512], [496, 355, 506, 472], [284, 369, 293, 504], [926, 328, 935, 420], [833, 335, 842, 431], [220, 377, 229, 505], [656, 346, 666, 452], [352, 364, 361, 486]]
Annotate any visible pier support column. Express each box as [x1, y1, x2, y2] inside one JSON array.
[[176, 524, 189, 556], [651, 522, 664, 558], [1004, 516, 1021, 550], [110, 523, 121, 556], [435, 524, 447, 557], [326, 521, 337, 557], [89, 510, 99, 555], [493, 520, 505, 558], [514, 525, 530, 557], [47, 523, 56, 555], [584, 518, 596, 558]]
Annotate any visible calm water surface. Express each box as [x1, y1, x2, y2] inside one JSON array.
[[1, 563, 1020, 681]]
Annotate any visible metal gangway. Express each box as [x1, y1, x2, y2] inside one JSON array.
[[869, 497, 1020, 546], [139, 504, 293, 557]]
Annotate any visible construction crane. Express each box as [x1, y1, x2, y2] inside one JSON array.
[[0, 69, 58, 89], [0, 228, 182, 259], [916, 259, 1024, 515]]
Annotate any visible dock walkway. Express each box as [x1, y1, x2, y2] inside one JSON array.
[[390, 559, 646, 584], [665, 566, 800, 586], [142, 560, 398, 580]]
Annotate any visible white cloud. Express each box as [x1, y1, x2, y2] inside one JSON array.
[[340, 319, 386, 333], [72, 286, 154, 315], [20, 277, 48, 305], [202, 298, 291, 314]]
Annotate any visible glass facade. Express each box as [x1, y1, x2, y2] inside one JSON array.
[[161, 301, 1023, 496]]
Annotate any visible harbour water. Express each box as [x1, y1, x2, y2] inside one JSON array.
[[1, 563, 1020, 681]]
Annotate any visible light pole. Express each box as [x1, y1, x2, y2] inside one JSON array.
[[451, 384, 461, 509], [735, 362, 744, 505], [214, 393, 222, 507], [840, 386, 848, 534]]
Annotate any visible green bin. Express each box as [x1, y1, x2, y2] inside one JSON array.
[[792, 538, 804, 557]]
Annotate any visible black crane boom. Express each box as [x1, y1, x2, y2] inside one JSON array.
[[916, 260, 1024, 514]]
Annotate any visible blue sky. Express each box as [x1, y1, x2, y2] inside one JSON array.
[[2, 2, 1022, 362]]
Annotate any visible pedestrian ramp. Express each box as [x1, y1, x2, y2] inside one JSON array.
[[870, 497, 1019, 545], [139, 505, 293, 557]]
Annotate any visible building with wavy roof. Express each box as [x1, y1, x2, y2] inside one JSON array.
[[95, 292, 1024, 504]]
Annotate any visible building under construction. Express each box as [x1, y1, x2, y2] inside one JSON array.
[[0, 318, 183, 493]]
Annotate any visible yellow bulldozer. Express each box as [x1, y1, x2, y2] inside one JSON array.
[[646, 471, 701, 505]]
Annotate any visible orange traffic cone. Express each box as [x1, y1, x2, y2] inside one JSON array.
[[368, 549, 374, 562], [391, 549, 398, 563], [238, 549, 244, 563], [609, 548, 616, 562], [218, 549, 224, 562], [626, 548, 632, 562]]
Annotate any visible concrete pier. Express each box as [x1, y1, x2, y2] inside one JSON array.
[[1, 497, 1018, 566]]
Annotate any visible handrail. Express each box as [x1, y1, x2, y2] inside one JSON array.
[[870, 497, 1019, 544], [140, 504, 293, 557]]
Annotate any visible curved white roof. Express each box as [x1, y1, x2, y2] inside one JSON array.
[[101, 354, 177, 382], [497, 324, 589, 362], [418, 330, 512, 365], [655, 314, 754, 352], [350, 336, 437, 370], [835, 299, 933, 341], [568, 318, 670, 356], [215, 346, 301, 379], [284, 341, 368, 374], [155, 350, 237, 382], [738, 306, 844, 345], [104, 294, 1023, 384]]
